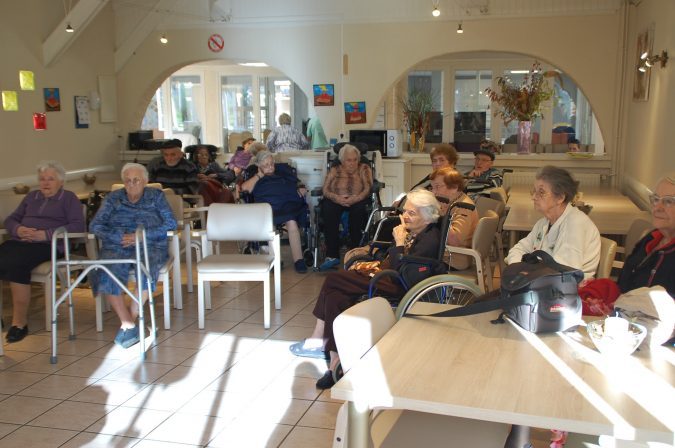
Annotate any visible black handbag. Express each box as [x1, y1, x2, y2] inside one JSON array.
[[407, 250, 584, 333]]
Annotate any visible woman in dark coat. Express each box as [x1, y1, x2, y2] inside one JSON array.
[[289, 189, 442, 389]]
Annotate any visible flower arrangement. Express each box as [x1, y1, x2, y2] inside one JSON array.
[[400, 89, 436, 152], [484, 61, 557, 125]]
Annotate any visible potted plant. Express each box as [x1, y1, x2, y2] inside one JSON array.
[[485, 61, 557, 154], [400, 89, 436, 152]]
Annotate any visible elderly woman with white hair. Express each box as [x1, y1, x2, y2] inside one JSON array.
[[266, 113, 309, 153], [241, 151, 309, 273], [1, 161, 85, 343], [290, 189, 442, 389], [89, 163, 176, 349], [319, 143, 374, 271]]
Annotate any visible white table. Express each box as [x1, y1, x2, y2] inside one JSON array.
[[331, 302, 675, 447]]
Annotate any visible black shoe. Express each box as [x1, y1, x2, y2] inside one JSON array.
[[294, 259, 308, 273], [6, 325, 28, 343], [316, 370, 335, 389]]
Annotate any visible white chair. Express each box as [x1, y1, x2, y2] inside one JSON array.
[[445, 210, 499, 293], [596, 237, 618, 279], [332, 297, 510, 447], [195, 203, 281, 329]]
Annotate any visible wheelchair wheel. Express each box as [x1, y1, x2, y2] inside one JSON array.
[[395, 275, 482, 320]]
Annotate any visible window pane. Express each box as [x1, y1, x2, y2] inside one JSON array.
[[499, 70, 541, 145], [221, 75, 253, 133], [408, 70, 443, 143], [141, 88, 164, 131], [274, 79, 292, 123], [454, 70, 491, 151], [551, 73, 594, 146], [170, 75, 202, 140]]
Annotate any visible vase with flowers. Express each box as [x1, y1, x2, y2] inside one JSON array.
[[400, 89, 436, 153], [485, 61, 557, 154]]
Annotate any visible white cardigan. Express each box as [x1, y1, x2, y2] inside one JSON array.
[[505, 203, 601, 279]]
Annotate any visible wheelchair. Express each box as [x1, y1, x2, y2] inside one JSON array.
[[238, 162, 313, 266], [309, 142, 385, 270]]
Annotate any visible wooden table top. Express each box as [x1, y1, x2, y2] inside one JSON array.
[[503, 185, 650, 235], [332, 302, 675, 444]]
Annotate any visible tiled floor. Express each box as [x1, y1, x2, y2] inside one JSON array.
[[0, 246, 554, 447]]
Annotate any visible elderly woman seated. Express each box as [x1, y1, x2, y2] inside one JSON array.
[[290, 189, 442, 389], [89, 163, 177, 349], [240, 150, 309, 273], [410, 143, 459, 191], [319, 144, 374, 270], [618, 173, 675, 296], [506, 166, 600, 278], [193, 145, 234, 205], [1, 161, 85, 343], [429, 167, 479, 270]]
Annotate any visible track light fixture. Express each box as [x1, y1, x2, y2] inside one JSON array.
[[638, 50, 669, 72], [457, 22, 463, 34], [65, 23, 74, 33], [160, 34, 168, 44]]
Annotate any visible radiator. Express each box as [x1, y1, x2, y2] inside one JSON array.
[[503, 171, 600, 188]]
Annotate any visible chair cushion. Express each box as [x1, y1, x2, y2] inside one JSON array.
[[198, 254, 274, 273]]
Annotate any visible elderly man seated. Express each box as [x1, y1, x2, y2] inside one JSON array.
[[146, 139, 199, 196], [464, 140, 503, 199]]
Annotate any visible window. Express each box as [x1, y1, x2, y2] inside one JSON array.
[[170, 75, 202, 138], [408, 71, 443, 143], [454, 70, 492, 151], [141, 88, 165, 131], [221, 75, 254, 133]]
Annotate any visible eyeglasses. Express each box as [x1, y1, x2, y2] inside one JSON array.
[[530, 188, 550, 199], [402, 208, 418, 217], [648, 194, 675, 208], [123, 178, 144, 186]]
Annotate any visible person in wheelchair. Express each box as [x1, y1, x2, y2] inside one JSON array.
[[192, 145, 235, 205], [290, 189, 442, 389], [319, 144, 374, 270], [89, 163, 177, 349], [429, 167, 478, 270], [409, 143, 459, 191], [240, 150, 309, 273]]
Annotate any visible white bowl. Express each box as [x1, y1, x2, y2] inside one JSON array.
[[587, 319, 647, 356]]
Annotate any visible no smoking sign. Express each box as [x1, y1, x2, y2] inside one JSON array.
[[207, 34, 224, 52]]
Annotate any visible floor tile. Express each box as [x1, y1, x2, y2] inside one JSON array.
[[122, 384, 201, 411], [0, 370, 48, 394], [279, 425, 333, 448], [1, 334, 52, 353], [179, 389, 256, 420], [0, 425, 78, 447], [102, 360, 175, 384], [144, 345, 197, 365], [17, 374, 92, 400], [59, 432, 140, 448], [0, 422, 20, 438], [85, 405, 171, 438], [0, 350, 37, 371], [207, 421, 292, 448], [158, 331, 222, 350], [297, 400, 342, 429], [7, 353, 80, 374], [70, 379, 149, 406], [144, 412, 229, 446], [54, 356, 127, 379], [133, 440, 197, 448], [28, 400, 114, 431], [238, 396, 313, 426], [0, 395, 61, 424]]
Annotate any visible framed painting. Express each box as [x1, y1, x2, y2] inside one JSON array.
[[633, 25, 654, 101], [344, 101, 366, 124], [44, 88, 61, 112], [313, 84, 334, 106]]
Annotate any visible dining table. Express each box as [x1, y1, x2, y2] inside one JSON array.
[[502, 185, 651, 248], [331, 302, 675, 448]]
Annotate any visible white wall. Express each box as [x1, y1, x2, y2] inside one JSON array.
[[0, 1, 119, 183], [620, 0, 675, 205]]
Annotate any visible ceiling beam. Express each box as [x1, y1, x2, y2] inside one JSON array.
[[114, 0, 178, 73], [43, 0, 111, 67]]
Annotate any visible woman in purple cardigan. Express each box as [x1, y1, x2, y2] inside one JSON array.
[[1, 161, 85, 343]]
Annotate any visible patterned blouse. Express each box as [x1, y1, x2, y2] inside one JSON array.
[[322, 163, 373, 204]]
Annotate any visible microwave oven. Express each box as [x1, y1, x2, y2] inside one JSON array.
[[349, 129, 402, 158]]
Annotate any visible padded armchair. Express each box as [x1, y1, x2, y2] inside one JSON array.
[[596, 237, 618, 279], [445, 210, 499, 293], [195, 203, 281, 329]]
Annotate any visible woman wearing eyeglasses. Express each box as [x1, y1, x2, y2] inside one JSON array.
[[89, 163, 176, 349], [617, 174, 675, 297], [505, 165, 601, 278]]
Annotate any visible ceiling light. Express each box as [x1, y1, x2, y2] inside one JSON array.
[[510, 70, 529, 74], [65, 23, 74, 33], [160, 34, 168, 44], [432, 7, 440, 17], [636, 50, 669, 72], [238, 62, 268, 67], [457, 22, 463, 34], [638, 65, 647, 73], [640, 51, 649, 60]]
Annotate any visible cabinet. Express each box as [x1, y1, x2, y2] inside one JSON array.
[[381, 158, 411, 206]]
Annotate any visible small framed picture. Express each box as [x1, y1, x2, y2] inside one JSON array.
[[44, 88, 61, 112], [344, 101, 366, 124], [313, 84, 334, 106]]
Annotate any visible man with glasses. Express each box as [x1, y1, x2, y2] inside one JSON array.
[[147, 139, 199, 195], [617, 174, 675, 297], [464, 140, 503, 199]]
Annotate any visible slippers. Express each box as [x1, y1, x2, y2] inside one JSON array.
[[289, 340, 327, 359]]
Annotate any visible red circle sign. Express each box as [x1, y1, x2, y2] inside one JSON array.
[[208, 34, 224, 52]]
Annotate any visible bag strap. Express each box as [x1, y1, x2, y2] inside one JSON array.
[[406, 290, 538, 318]]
